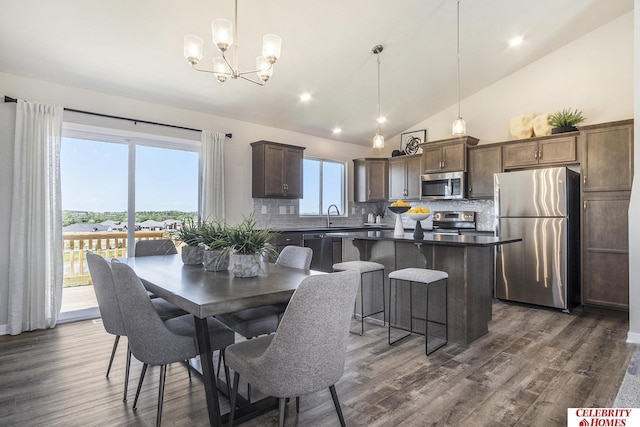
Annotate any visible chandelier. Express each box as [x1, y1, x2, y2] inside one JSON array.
[[452, 0, 467, 135], [372, 45, 385, 148], [183, 0, 282, 86]]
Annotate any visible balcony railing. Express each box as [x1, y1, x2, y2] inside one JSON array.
[[63, 230, 171, 286]]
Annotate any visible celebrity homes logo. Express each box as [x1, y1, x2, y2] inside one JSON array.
[[567, 408, 638, 426]]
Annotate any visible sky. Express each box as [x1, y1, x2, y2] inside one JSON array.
[[60, 137, 198, 213]]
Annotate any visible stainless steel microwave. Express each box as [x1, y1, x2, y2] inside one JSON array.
[[420, 171, 467, 200]]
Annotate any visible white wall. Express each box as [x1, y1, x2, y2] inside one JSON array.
[[385, 11, 633, 151], [627, 1, 640, 342], [0, 72, 373, 328]]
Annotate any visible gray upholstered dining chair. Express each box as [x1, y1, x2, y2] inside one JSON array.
[[110, 260, 235, 427], [134, 239, 178, 256], [86, 252, 187, 402], [226, 269, 359, 427], [216, 246, 313, 339], [134, 239, 178, 299]]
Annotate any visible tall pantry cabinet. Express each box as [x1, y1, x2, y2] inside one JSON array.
[[580, 120, 633, 310]]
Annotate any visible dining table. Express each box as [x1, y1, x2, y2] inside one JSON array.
[[122, 253, 323, 427]]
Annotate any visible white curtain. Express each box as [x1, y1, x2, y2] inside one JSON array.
[[200, 130, 226, 221], [8, 100, 64, 335]]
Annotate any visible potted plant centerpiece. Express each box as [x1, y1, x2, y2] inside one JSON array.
[[172, 217, 204, 265], [199, 219, 231, 272], [549, 108, 586, 134], [219, 215, 277, 278]]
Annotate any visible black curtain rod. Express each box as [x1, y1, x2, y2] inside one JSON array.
[[4, 96, 232, 139]]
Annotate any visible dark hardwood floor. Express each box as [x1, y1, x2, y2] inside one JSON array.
[[0, 301, 633, 427]]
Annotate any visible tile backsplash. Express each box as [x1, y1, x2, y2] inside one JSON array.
[[253, 198, 496, 232]]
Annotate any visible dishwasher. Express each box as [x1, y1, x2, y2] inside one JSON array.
[[302, 233, 337, 272]]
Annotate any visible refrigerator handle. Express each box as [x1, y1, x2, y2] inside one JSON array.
[[495, 215, 501, 253]]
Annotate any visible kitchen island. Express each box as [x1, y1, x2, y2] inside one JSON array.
[[329, 230, 521, 345]]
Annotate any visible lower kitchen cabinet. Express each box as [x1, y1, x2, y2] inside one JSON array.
[[268, 232, 302, 262], [582, 195, 630, 310]]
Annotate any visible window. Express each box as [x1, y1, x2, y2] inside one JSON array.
[[300, 158, 346, 216]]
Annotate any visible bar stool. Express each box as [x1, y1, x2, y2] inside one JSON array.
[[332, 261, 385, 335], [388, 268, 448, 355]]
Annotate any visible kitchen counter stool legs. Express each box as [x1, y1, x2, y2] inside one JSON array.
[[332, 261, 385, 335], [388, 268, 448, 355]]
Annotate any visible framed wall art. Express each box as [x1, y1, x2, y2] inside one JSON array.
[[400, 129, 427, 155]]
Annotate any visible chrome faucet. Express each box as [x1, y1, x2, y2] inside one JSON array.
[[327, 204, 340, 227]]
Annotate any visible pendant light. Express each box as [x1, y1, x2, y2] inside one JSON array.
[[452, 0, 467, 135], [372, 45, 385, 148]]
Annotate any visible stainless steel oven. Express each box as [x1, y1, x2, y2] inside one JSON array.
[[420, 171, 467, 200]]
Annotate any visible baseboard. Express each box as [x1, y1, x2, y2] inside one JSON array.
[[627, 331, 640, 344], [57, 307, 100, 324]]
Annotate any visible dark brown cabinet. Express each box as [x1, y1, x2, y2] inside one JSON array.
[[422, 142, 466, 173], [502, 135, 578, 169], [389, 154, 422, 200], [580, 120, 633, 310], [467, 145, 502, 199], [582, 196, 630, 309], [251, 141, 305, 198], [354, 158, 389, 202], [581, 122, 633, 192]]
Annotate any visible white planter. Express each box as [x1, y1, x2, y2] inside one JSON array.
[[203, 250, 229, 272], [181, 245, 203, 265], [230, 253, 261, 278]]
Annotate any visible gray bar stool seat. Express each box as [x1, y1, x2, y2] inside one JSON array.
[[332, 260, 385, 335], [388, 267, 448, 355]]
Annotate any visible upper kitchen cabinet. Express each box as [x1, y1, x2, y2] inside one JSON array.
[[502, 134, 578, 169], [354, 158, 389, 202], [389, 154, 422, 200], [251, 141, 305, 198], [468, 144, 502, 199], [421, 135, 478, 173], [580, 120, 634, 192]]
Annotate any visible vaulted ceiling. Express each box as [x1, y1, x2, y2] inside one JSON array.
[[0, 0, 633, 145]]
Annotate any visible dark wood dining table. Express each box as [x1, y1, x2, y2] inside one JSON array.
[[122, 253, 323, 427]]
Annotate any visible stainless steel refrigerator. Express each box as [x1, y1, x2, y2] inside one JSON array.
[[494, 167, 580, 311]]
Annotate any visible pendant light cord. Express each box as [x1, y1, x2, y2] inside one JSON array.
[[377, 51, 382, 133], [456, 0, 461, 119]]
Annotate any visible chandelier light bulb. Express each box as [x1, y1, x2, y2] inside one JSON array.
[[262, 34, 282, 63], [256, 56, 273, 82], [183, 35, 204, 65], [211, 19, 233, 51], [213, 57, 230, 84]]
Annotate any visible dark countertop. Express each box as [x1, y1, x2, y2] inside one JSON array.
[[272, 226, 393, 234], [326, 230, 521, 247]]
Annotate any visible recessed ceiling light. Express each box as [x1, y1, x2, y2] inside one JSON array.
[[509, 36, 524, 48], [300, 93, 311, 102], [332, 127, 342, 134], [377, 116, 387, 124]]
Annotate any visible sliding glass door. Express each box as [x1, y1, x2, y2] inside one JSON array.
[[59, 127, 199, 319]]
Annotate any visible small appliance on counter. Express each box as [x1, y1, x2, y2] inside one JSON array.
[[431, 211, 476, 234]]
